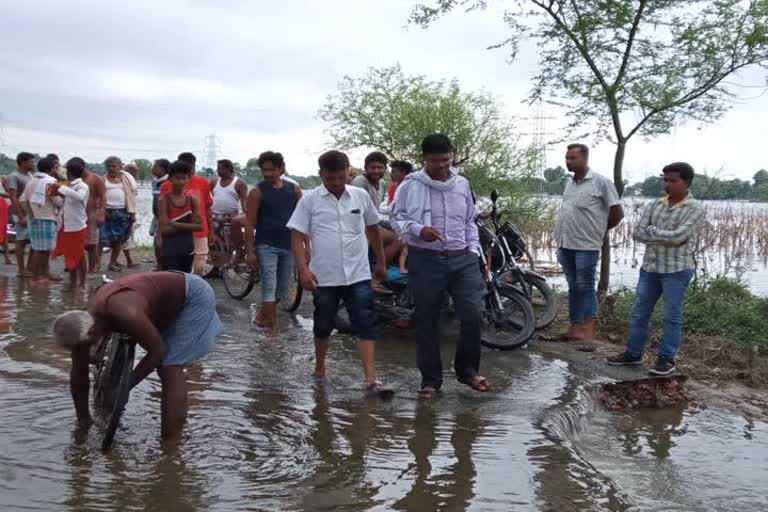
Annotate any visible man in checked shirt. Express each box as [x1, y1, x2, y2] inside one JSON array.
[[607, 162, 706, 375]]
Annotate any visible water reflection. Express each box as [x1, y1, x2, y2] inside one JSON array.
[[1, 274, 768, 512]]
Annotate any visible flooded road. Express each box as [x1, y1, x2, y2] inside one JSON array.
[[1, 272, 767, 511]]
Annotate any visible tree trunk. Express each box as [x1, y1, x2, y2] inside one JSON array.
[[598, 140, 627, 294]]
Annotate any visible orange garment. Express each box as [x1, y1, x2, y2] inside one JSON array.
[[53, 228, 87, 270], [0, 198, 8, 243], [161, 176, 213, 238]]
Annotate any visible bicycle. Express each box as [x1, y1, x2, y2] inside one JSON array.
[[92, 330, 136, 451], [205, 215, 260, 299]]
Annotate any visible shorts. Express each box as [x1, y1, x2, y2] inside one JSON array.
[[29, 219, 58, 251], [161, 273, 222, 366], [313, 280, 376, 340], [256, 243, 294, 303], [13, 216, 29, 242]]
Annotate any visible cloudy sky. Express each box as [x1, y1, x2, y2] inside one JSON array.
[[2, 0, 768, 182]]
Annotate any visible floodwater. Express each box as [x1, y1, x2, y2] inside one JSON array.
[[1, 273, 767, 511]]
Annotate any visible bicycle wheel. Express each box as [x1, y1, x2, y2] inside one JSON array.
[[93, 333, 120, 409], [283, 269, 303, 313], [101, 339, 135, 451], [203, 239, 226, 278], [222, 250, 257, 299], [525, 274, 558, 330], [481, 285, 536, 350]]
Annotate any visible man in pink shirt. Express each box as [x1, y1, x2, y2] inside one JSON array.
[[392, 134, 488, 398]]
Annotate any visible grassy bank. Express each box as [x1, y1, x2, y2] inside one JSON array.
[[598, 277, 768, 387]]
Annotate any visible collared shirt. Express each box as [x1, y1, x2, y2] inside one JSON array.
[[555, 169, 621, 251], [21, 174, 62, 221], [286, 185, 379, 287], [634, 194, 706, 273], [392, 174, 480, 253], [58, 179, 90, 232]]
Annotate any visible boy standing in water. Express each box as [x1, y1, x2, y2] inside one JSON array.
[[51, 158, 90, 288], [607, 162, 706, 375], [150, 159, 170, 269], [158, 161, 202, 272]]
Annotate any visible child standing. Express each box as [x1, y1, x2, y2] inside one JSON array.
[[150, 159, 170, 270], [51, 158, 90, 288], [158, 161, 202, 272], [21, 156, 62, 283]]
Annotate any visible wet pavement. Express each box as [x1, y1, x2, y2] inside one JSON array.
[[0, 265, 767, 512]]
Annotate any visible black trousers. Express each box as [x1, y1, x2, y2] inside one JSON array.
[[407, 250, 485, 388]]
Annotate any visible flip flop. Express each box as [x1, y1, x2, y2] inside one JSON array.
[[365, 382, 395, 399], [460, 376, 491, 392], [417, 385, 439, 399]]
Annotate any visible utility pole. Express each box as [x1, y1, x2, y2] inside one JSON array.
[[520, 100, 555, 177], [202, 133, 222, 172]]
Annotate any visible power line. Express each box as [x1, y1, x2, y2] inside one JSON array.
[[202, 133, 222, 170], [520, 99, 556, 175]]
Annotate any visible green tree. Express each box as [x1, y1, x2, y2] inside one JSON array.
[[242, 158, 263, 185], [412, 0, 768, 291], [753, 169, 768, 187], [318, 64, 534, 199], [639, 176, 663, 197], [132, 159, 153, 183]]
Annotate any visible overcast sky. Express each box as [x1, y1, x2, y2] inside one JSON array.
[[2, 0, 768, 182]]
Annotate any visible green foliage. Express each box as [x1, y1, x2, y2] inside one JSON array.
[[753, 169, 768, 187], [542, 165, 567, 194], [132, 158, 153, 183], [318, 64, 534, 201], [601, 277, 768, 352]]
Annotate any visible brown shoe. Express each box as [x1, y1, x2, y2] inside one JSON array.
[[255, 302, 276, 329]]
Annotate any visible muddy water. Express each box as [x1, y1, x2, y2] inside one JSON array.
[[0, 274, 766, 511]]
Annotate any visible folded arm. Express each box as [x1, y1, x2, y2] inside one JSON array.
[[635, 206, 706, 246]]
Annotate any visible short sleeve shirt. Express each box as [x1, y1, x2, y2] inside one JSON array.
[[161, 175, 213, 238], [6, 171, 31, 195], [286, 185, 379, 287], [350, 175, 385, 211], [555, 170, 621, 251]]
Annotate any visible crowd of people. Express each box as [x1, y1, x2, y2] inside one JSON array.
[[0, 133, 704, 443]]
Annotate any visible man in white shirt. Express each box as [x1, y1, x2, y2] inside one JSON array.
[[287, 150, 393, 398], [51, 158, 90, 288]]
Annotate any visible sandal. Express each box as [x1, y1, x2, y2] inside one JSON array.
[[417, 385, 439, 399], [365, 382, 395, 399], [460, 376, 491, 393]]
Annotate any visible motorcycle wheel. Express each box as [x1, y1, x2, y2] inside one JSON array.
[[481, 285, 536, 350]]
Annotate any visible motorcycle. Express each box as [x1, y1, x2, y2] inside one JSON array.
[[334, 220, 537, 350], [480, 189, 558, 330]]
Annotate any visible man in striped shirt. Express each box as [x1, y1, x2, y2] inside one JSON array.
[[607, 162, 706, 375]]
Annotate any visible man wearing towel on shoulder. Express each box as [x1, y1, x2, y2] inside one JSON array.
[[52, 271, 223, 442]]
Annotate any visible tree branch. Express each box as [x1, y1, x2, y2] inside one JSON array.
[[531, 0, 624, 139], [612, 0, 648, 92]]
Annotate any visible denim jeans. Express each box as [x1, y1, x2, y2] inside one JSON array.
[[558, 248, 600, 323], [627, 269, 694, 360], [312, 280, 376, 340], [256, 244, 295, 303], [407, 250, 485, 389]]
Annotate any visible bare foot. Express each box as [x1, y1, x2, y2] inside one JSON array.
[[47, 274, 63, 282]]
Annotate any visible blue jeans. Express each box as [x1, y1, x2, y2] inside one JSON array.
[[627, 269, 694, 360], [256, 244, 294, 303], [558, 248, 599, 323]]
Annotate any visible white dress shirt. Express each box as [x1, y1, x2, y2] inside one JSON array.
[[287, 185, 379, 287], [58, 178, 90, 232]]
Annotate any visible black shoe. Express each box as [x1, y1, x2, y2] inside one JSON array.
[[606, 352, 643, 366], [648, 358, 677, 376]]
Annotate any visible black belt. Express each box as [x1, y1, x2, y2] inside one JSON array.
[[408, 246, 469, 257]]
